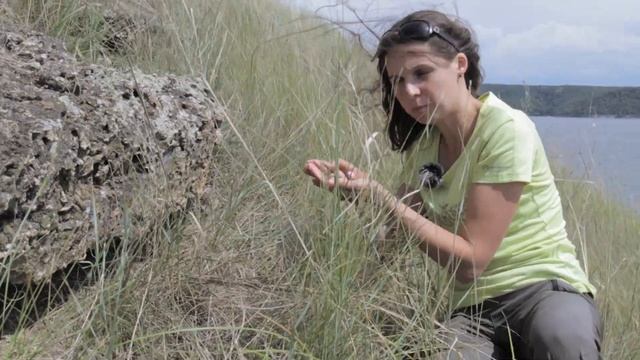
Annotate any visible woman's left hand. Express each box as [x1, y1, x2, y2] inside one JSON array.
[[303, 159, 378, 199]]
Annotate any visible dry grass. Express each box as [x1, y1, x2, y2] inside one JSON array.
[[1, 0, 639, 358]]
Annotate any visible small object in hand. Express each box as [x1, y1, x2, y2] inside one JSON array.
[[418, 162, 443, 189], [345, 170, 354, 180]]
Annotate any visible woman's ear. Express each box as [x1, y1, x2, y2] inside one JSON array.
[[456, 53, 469, 76]]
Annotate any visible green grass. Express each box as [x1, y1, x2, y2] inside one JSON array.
[[1, 0, 639, 358]]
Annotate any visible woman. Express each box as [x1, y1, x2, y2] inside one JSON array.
[[303, 10, 602, 360]]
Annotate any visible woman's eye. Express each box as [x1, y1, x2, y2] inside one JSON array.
[[414, 70, 428, 79]]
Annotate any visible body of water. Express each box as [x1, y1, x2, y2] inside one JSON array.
[[532, 116, 640, 212]]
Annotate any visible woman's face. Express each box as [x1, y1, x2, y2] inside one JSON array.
[[385, 42, 463, 125]]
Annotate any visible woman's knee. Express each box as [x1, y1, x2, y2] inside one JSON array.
[[523, 291, 602, 359], [528, 328, 600, 359]]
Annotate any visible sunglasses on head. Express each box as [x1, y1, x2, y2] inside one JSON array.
[[384, 20, 460, 52]]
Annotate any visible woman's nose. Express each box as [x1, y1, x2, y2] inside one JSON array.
[[404, 82, 420, 97]]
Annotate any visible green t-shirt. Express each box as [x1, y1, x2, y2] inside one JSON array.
[[401, 92, 595, 309]]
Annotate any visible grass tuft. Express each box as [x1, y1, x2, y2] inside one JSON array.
[[1, 0, 638, 358]]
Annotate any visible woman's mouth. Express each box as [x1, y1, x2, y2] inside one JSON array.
[[412, 105, 432, 121]]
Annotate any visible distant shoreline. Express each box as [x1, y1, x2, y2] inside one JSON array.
[[481, 83, 640, 118], [534, 114, 640, 120]]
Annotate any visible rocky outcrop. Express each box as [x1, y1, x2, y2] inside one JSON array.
[[0, 25, 223, 284]]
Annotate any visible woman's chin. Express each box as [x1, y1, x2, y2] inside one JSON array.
[[413, 111, 437, 126]]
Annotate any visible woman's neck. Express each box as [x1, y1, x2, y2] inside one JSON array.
[[437, 95, 482, 153]]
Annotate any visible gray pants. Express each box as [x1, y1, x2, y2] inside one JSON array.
[[435, 280, 602, 359]]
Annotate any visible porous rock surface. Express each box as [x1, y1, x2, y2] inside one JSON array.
[[0, 24, 223, 284]]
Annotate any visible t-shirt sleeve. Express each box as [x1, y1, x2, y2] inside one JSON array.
[[471, 118, 535, 184]]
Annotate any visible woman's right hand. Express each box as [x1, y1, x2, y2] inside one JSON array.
[[303, 159, 377, 199]]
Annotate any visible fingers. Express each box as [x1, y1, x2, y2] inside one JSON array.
[[304, 159, 367, 193], [304, 160, 335, 178], [303, 160, 325, 180], [338, 159, 369, 180], [304, 160, 344, 179], [337, 159, 355, 174], [304, 160, 339, 191]]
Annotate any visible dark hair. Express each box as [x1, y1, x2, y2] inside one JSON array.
[[375, 10, 484, 152]]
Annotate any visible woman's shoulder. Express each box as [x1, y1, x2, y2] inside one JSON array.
[[477, 92, 537, 140]]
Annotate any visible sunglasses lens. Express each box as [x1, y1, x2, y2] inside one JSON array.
[[393, 21, 459, 52], [398, 21, 432, 40]]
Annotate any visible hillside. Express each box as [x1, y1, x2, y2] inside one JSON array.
[[1, 1, 639, 359], [481, 83, 640, 118]]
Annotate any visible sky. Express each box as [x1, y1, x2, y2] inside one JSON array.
[[283, 0, 640, 87]]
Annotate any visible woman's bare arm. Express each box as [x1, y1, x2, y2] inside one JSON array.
[[374, 181, 523, 283], [303, 158, 522, 283]]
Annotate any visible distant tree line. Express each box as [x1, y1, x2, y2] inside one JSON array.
[[480, 84, 640, 118]]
